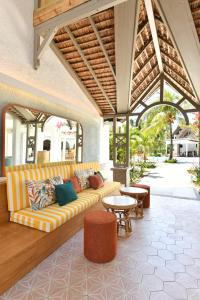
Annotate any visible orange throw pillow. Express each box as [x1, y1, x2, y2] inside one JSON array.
[[89, 174, 104, 190], [64, 176, 82, 193]]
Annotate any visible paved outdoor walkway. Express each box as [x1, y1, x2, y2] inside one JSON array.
[[140, 163, 200, 201]]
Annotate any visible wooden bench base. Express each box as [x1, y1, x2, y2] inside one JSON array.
[[0, 201, 104, 295]]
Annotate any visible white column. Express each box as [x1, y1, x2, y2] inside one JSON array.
[[186, 143, 188, 157], [12, 116, 21, 165]]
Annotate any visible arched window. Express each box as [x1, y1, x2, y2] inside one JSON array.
[[43, 139, 51, 151]]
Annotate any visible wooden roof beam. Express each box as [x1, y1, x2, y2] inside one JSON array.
[[115, 0, 140, 113], [35, 0, 128, 35], [132, 64, 158, 93], [164, 74, 199, 108], [144, 0, 163, 73], [133, 52, 155, 79], [88, 16, 116, 81], [34, 27, 58, 69], [156, 0, 200, 103], [135, 39, 153, 60], [131, 74, 160, 110], [65, 26, 116, 113]]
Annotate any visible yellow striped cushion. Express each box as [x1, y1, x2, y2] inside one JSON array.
[[10, 192, 99, 232], [85, 181, 121, 199], [5, 163, 39, 174], [7, 166, 71, 211], [70, 162, 100, 177]]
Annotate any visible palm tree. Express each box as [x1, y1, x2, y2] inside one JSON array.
[[140, 90, 182, 160], [130, 127, 153, 161]]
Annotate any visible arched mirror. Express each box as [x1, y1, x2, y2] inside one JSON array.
[[2, 104, 83, 175]]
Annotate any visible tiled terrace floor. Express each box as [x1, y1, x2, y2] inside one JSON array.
[[1, 195, 200, 300]]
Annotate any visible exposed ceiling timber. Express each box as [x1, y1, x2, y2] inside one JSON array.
[[65, 26, 116, 113], [50, 41, 103, 116], [35, 0, 128, 35], [88, 16, 116, 80], [131, 74, 160, 111], [156, 0, 200, 104], [164, 74, 199, 109], [144, 0, 163, 73], [114, 0, 140, 113]]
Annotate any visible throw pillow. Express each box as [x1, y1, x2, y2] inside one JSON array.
[[88, 174, 104, 190], [26, 176, 63, 211], [55, 182, 78, 206], [75, 168, 94, 189], [64, 176, 82, 193], [49, 176, 63, 185], [94, 171, 105, 182]]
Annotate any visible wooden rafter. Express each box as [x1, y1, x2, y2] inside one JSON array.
[[135, 39, 153, 61], [144, 0, 163, 73], [132, 64, 159, 93], [133, 52, 155, 79], [65, 26, 116, 113], [164, 74, 199, 108], [88, 16, 116, 80], [131, 74, 160, 110]]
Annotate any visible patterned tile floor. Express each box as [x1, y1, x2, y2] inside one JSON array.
[[1, 195, 200, 300]]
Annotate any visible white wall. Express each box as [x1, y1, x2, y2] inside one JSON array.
[[0, 0, 105, 173]]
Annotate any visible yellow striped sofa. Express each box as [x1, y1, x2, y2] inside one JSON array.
[[6, 162, 120, 233]]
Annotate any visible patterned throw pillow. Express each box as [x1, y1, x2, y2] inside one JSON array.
[[75, 168, 94, 189], [26, 176, 63, 210]]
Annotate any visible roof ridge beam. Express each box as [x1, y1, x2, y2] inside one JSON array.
[[115, 0, 140, 113], [144, 0, 163, 73]]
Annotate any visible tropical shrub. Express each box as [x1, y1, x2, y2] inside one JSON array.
[[164, 158, 177, 163]]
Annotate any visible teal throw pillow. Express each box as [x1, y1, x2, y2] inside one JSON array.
[[55, 182, 77, 206]]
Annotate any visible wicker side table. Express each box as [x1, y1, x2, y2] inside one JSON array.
[[102, 195, 137, 237], [120, 187, 148, 218]]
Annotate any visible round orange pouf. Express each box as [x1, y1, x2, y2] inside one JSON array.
[[84, 210, 117, 263]]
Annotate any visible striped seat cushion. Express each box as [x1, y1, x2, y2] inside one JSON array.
[[85, 181, 121, 199], [10, 192, 99, 232], [7, 165, 71, 212]]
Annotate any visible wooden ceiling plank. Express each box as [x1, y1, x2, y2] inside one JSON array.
[[65, 25, 116, 113], [35, 0, 128, 35], [144, 0, 163, 73]]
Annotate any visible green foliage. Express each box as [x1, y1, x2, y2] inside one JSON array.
[[164, 158, 177, 163], [189, 166, 200, 186], [135, 161, 156, 169], [109, 90, 185, 165], [130, 167, 144, 183]]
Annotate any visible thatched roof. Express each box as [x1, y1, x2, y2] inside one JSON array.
[[34, 0, 200, 116]]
